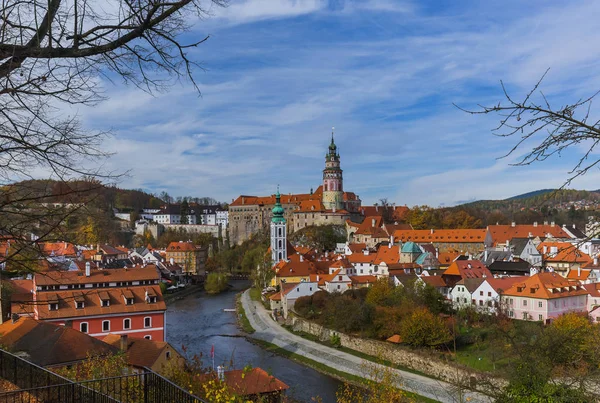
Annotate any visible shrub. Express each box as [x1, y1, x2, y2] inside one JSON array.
[[330, 333, 341, 348], [204, 273, 228, 294], [399, 307, 452, 348]]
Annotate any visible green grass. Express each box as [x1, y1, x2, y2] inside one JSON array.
[[235, 294, 255, 334], [249, 287, 262, 301], [454, 343, 510, 372], [251, 339, 438, 403]]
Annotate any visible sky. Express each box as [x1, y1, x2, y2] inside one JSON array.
[[76, 0, 600, 207]]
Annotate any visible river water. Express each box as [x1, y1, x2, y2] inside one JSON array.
[[166, 280, 342, 402]]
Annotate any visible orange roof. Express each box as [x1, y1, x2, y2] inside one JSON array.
[[393, 229, 487, 243], [359, 205, 408, 221], [386, 334, 402, 344], [374, 244, 400, 265], [103, 334, 171, 368], [488, 224, 569, 244], [566, 269, 591, 280], [34, 265, 159, 286], [197, 368, 288, 396], [40, 242, 78, 257], [346, 220, 361, 229], [503, 272, 588, 299], [584, 283, 600, 298], [537, 242, 591, 263], [347, 251, 376, 264], [421, 276, 447, 288], [486, 276, 527, 294], [273, 254, 319, 278], [350, 275, 378, 284], [27, 285, 166, 320], [443, 260, 492, 279], [268, 292, 282, 301], [348, 243, 366, 253], [82, 250, 96, 260], [355, 216, 383, 236], [437, 250, 461, 265], [296, 200, 325, 212], [329, 258, 353, 269]]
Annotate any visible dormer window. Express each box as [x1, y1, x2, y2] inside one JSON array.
[[74, 292, 85, 309], [49, 303, 58, 311], [126, 298, 134, 305], [122, 289, 134, 305], [76, 301, 84, 309], [48, 293, 59, 311]]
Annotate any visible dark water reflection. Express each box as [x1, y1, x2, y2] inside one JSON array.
[[166, 280, 342, 402]]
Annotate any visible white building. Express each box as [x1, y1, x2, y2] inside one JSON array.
[[281, 281, 319, 318]]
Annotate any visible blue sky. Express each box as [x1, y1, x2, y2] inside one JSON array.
[[78, 0, 600, 206]]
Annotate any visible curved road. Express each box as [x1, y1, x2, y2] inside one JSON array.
[[241, 290, 492, 403]]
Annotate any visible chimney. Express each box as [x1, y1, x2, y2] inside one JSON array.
[[120, 334, 128, 352], [388, 242, 392, 249], [578, 267, 581, 277], [543, 245, 548, 254], [595, 257, 598, 266], [217, 366, 225, 381], [435, 247, 439, 258], [371, 218, 376, 227], [390, 236, 394, 245], [528, 232, 533, 238], [484, 249, 488, 262], [551, 221, 555, 227], [170, 257, 174, 265], [533, 222, 538, 227], [573, 224, 576, 229], [316, 275, 320, 281], [85, 262, 91, 277], [511, 222, 515, 227], [241, 197, 245, 204], [300, 255, 304, 262], [430, 229, 434, 234]]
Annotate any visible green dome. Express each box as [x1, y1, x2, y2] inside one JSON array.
[[272, 188, 286, 223]]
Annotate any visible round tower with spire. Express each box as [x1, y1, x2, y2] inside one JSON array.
[[322, 128, 343, 211], [270, 186, 287, 262]]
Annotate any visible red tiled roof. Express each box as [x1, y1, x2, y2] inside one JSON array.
[[443, 260, 492, 279], [34, 265, 159, 286], [421, 275, 447, 288], [347, 251, 376, 264], [29, 285, 166, 320], [103, 334, 170, 368], [348, 243, 366, 253], [350, 275, 378, 284], [40, 242, 78, 257], [584, 283, 600, 298], [295, 200, 325, 212], [486, 276, 527, 294], [273, 254, 319, 278], [393, 229, 487, 243], [166, 242, 197, 252], [374, 244, 400, 265], [359, 206, 408, 221], [355, 216, 383, 236], [503, 272, 588, 299], [488, 224, 570, 244], [197, 368, 289, 396], [567, 269, 591, 280], [537, 242, 591, 264]]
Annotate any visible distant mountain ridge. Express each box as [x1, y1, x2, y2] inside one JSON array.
[[505, 189, 556, 201]]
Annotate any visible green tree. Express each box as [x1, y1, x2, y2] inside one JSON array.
[[399, 307, 451, 348], [204, 272, 228, 294]]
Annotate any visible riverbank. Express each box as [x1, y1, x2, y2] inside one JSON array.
[[164, 284, 203, 303], [238, 288, 492, 403]]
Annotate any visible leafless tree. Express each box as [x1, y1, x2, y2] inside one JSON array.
[[456, 69, 600, 188], [0, 0, 226, 318]]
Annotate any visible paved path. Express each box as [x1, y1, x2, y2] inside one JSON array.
[[240, 290, 492, 403]]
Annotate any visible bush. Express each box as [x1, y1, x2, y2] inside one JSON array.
[[330, 333, 341, 348], [399, 307, 452, 348]]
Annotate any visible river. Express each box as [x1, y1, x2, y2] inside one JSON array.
[[166, 280, 342, 402]]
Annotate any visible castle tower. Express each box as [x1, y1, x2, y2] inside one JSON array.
[[270, 187, 287, 262], [322, 128, 343, 211]]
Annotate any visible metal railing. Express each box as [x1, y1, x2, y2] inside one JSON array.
[[0, 349, 206, 403]]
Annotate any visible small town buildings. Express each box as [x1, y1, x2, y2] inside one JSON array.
[[584, 283, 600, 312], [11, 265, 167, 341], [165, 241, 208, 276], [510, 238, 543, 267], [0, 317, 118, 368], [153, 205, 197, 225], [442, 260, 493, 288], [450, 278, 485, 308], [392, 229, 490, 254], [487, 260, 532, 277], [279, 282, 319, 318], [103, 334, 184, 374], [537, 241, 591, 275], [501, 272, 588, 323], [471, 277, 526, 313], [271, 254, 319, 287], [323, 270, 352, 293], [487, 223, 572, 245]]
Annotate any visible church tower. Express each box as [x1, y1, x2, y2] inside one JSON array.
[[322, 128, 343, 211], [270, 187, 287, 262]]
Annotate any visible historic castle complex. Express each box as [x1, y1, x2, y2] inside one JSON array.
[[228, 133, 362, 245]]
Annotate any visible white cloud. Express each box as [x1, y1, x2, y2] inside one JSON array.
[[210, 0, 326, 25]]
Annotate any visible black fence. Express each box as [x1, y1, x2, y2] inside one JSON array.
[[0, 349, 206, 403]]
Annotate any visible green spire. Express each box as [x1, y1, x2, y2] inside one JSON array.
[[272, 185, 286, 223]]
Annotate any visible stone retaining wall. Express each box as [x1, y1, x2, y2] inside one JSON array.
[[291, 317, 505, 391]]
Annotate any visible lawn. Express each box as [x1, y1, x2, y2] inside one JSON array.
[[235, 294, 255, 334]]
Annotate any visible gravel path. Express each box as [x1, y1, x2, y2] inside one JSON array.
[[240, 289, 493, 403]]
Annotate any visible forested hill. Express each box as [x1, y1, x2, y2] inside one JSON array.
[[451, 189, 600, 229]]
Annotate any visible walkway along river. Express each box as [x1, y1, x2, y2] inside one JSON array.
[[166, 280, 342, 402]]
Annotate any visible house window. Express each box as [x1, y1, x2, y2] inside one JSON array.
[[337, 285, 341, 290], [463, 298, 467, 303], [538, 301, 543, 308], [487, 292, 492, 297], [123, 318, 131, 330], [509, 311, 514, 318], [509, 298, 513, 305], [479, 291, 483, 296], [166, 351, 171, 359], [538, 314, 543, 321], [523, 300, 527, 307], [102, 320, 110, 332], [479, 300, 483, 306], [144, 317, 151, 328], [471, 299, 475, 305], [49, 303, 58, 311], [456, 297, 460, 302], [101, 299, 110, 307], [554, 301, 558, 308], [80, 322, 88, 333], [144, 335, 151, 340], [76, 301, 84, 309], [126, 298, 134, 305]]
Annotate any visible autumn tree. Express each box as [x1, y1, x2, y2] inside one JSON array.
[[0, 0, 226, 283], [399, 307, 452, 348]]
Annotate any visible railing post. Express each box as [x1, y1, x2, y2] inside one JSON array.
[[144, 372, 150, 403]]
